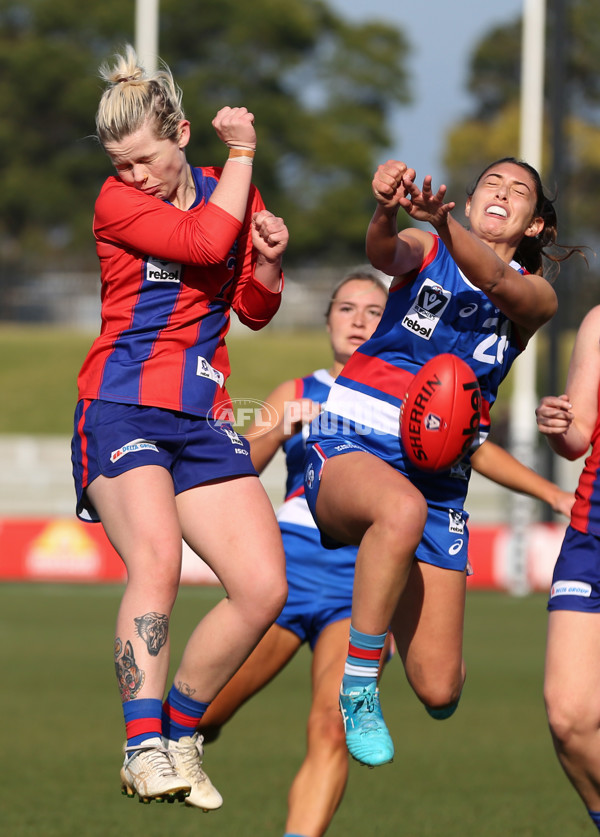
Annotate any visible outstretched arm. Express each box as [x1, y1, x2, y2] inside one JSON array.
[[399, 173, 557, 342], [536, 305, 600, 460], [470, 440, 574, 518]]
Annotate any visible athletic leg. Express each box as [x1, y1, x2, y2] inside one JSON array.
[[285, 619, 350, 837], [87, 465, 192, 802], [316, 452, 427, 636], [88, 465, 183, 705], [392, 561, 467, 715], [171, 475, 287, 701], [313, 451, 426, 766], [199, 623, 302, 739], [545, 611, 600, 813]]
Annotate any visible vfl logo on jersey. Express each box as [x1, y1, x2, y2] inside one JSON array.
[[146, 258, 182, 283], [402, 278, 451, 340], [110, 438, 159, 463], [448, 510, 465, 535], [197, 357, 225, 387]]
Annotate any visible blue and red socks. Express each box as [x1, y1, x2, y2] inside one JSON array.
[[123, 698, 163, 748], [162, 684, 210, 742], [342, 625, 387, 693]]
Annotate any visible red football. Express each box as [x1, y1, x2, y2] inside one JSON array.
[[400, 353, 481, 472]]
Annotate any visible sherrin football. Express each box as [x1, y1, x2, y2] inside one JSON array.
[[400, 353, 481, 472]]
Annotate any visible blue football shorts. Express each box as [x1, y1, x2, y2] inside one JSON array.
[[72, 398, 257, 522], [548, 525, 600, 613], [304, 434, 470, 573], [276, 521, 356, 649]]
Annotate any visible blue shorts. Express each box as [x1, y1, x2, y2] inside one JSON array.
[[72, 399, 256, 522], [276, 522, 356, 649], [548, 526, 600, 613], [304, 436, 470, 572]]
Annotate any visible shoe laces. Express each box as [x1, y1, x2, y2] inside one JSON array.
[[352, 688, 377, 717], [175, 736, 208, 783], [126, 742, 178, 777]]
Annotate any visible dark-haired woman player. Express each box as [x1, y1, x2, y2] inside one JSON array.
[[304, 157, 583, 767]]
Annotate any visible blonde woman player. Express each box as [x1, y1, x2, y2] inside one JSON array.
[[71, 45, 288, 807]]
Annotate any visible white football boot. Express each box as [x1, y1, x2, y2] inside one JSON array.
[[120, 737, 191, 803], [165, 732, 223, 811]]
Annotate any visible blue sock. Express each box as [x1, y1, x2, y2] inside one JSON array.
[[162, 684, 210, 741], [342, 625, 387, 691], [123, 698, 163, 747], [588, 811, 600, 832]]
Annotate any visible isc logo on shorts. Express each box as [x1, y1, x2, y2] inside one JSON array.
[[402, 278, 451, 341], [550, 580, 592, 598]]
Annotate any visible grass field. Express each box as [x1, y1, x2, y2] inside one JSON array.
[[0, 584, 591, 837]]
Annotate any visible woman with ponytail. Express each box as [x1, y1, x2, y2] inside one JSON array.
[[71, 45, 289, 807]]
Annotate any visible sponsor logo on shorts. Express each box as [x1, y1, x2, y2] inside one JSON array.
[[448, 510, 465, 534], [145, 258, 182, 283], [334, 443, 359, 452], [550, 580, 592, 598], [110, 438, 159, 463], [448, 539, 464, 556], [401, 278, 451, 340]]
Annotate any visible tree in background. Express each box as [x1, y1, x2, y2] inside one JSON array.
[[0, 0, 411, 276]]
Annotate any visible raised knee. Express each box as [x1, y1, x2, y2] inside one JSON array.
[[416, 675, 463, 716]]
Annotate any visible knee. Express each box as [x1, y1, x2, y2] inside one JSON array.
[[307, 704, 347, 756], [378, 492, 428, 551], [245, 574, 288, 626], [414, 670, 464, 718], [545, 689, 593, 750]]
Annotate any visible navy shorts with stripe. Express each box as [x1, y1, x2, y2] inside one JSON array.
[[72, 399, 257, 522], [304, 436, 470, 573], [548, 525, 600, 613]]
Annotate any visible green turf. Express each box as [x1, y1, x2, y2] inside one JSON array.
[[0, 584, 590, 836]]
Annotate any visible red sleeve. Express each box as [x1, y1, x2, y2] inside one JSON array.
[[93, 177, 242, 265], [230, 186, 284, 331]]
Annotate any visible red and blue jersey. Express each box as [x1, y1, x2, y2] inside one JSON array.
[[571, 394, 600, 535], [325, 233, 525, 445], [77, 164, 283, 418]]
